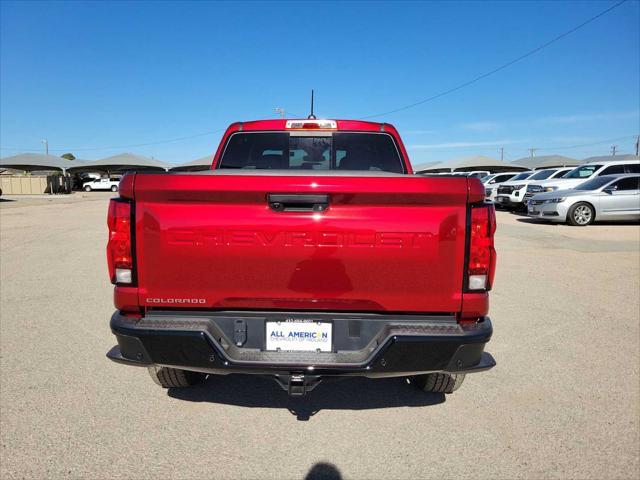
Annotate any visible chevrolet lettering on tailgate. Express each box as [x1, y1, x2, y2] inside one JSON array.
[[167, 229, 435, 249]]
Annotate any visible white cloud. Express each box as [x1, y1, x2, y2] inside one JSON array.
[[460, 121, 501, 132], [403, 129, 437, 135], [548, 136, 593, 143], [537, 111, 639, 125], [408, 139, 519, 150]]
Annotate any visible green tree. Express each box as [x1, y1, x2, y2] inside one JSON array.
[[61, 153, 76, 161]]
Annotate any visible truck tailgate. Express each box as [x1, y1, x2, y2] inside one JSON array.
[[133, 173, 470, 313]]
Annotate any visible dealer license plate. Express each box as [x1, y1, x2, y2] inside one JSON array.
[[265, 320, 332, 352]]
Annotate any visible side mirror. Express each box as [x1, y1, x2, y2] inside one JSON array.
[[603, 187, 615, 195]]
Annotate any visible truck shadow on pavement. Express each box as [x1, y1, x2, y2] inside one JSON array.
[[515, 217, 555, 225], [508, 210, 529, 217], [168, 374, 445, 421], [516, 217, 640, 226]]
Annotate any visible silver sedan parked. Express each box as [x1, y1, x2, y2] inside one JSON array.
[[527, 174, 640, 226]]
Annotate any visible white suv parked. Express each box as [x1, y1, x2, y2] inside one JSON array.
[[523, 167, 575, 202], [538, 159, 640, 193], [483, 172, 526, 201]]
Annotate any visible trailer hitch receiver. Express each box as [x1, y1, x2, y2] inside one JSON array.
[[273, 373, 322, 396]]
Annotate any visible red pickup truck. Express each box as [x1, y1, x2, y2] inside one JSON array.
[[106, 118, 496, 396]]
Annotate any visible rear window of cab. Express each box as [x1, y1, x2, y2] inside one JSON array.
[[217, 132, 406, 173]]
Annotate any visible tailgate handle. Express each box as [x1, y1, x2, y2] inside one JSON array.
[[268, 194, 329, 212]]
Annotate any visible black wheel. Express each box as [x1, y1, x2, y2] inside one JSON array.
[[147, 366, 206, 388], [410, 373, 465, 394], [567, 202, 594, 226], [110, 185, 118, 192], [84, 186, 92, 192]]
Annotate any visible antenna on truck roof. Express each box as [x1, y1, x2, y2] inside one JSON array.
[[307, 90, 316, 120]]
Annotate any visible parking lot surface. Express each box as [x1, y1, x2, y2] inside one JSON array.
[[1, 194, 639, 479]]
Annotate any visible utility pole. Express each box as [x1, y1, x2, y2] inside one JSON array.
[[635, 135, 639, 156], [610, 145, 617, 156], [275, 107, 285, 118], [500, 147, 504, 161], [41, 139, 48, 155], [528, 148, 537, 158]]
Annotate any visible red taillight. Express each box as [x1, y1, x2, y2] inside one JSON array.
[[107, 199, 133, 284], [467, 204, 496, 291]]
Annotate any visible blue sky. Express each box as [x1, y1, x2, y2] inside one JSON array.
[[1, 1, 638, 166]]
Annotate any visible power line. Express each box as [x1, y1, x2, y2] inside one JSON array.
[[3, 131, 637, 157], [0, 1, 632, 156], [0, 1, 628, 154], [0, 113, 288, 153], [0, 128, 226, 153], [0, 112, 312, 153], [405, 134, 638, 154], [64, 128, 226, 152], [2, 2, 628, 153], [536, 134, 637, 151], [360, 0, 628, 120]]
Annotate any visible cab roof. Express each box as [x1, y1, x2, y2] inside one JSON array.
[[228, 119, 398, 134]]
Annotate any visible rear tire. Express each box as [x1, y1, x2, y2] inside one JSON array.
[[110, 185, 118, 192], [84, 186, 92, 192], [411, 373, 465, 394], [567, 202, 594, 226], [147, 366, 206, 388]]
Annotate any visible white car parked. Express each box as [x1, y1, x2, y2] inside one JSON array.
[[528, 174, 640, 225], [83, 178, 121, 192], [537, 159, 640, 193], [495, 168, 584, 210]]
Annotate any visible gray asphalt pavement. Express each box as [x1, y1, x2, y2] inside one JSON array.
[[1, 193, 639, 479]]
